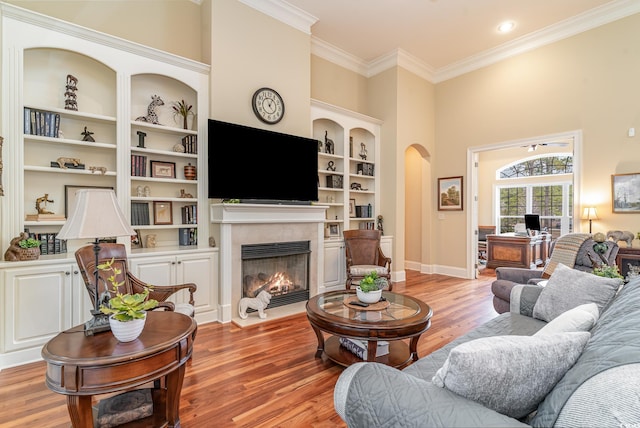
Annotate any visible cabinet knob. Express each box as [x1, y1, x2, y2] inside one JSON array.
[[177, 261, 182, 264], [74, 270, 79, 274], [172, 261, 176, 265], [65, 271, 71, 275]]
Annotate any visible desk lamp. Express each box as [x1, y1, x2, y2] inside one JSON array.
[[581, 207, 598, 234], [57, 189, 136, 335]]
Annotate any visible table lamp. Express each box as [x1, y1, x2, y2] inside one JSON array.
[[581, 207, 598, 234], [57, 189, 136, 335]]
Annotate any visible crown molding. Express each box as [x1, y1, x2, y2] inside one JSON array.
[[238, 0, 317, 35], [309, 0, 640, 83], [433, 0, 640, 82]]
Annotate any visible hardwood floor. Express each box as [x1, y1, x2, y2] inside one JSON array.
[[0, 269, 498, 427]]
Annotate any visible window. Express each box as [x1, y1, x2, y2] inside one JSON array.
[[497, 156, 573, 238]]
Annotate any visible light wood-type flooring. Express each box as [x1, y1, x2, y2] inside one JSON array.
[[0, 268, 498, 427]]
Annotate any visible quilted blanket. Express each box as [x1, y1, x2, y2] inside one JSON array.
[[542, 233, 591, 278]]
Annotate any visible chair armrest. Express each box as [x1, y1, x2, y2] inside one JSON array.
[[495, 267, 544, 283], [128, 273, 197, 307], [376, 247, 391, 269]]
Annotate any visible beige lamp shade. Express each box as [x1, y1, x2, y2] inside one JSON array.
[[56, 189, 135, 240], [581, 207, 598, 220]]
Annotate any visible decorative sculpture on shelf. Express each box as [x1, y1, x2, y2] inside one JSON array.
[[56, 157, 81, 169], [238, 290, 272, 320], [88, 166, 107, 174], [136, 131, 147, 148], [324, 130, 334, 155], [4, 232, 30, 261], [377, 215, 384, 235], [36, 194, 55, 214], [607, 230, 635, 248], [64, 74, 78, 111], [171, 99, 194, 130], [179, 189, 193, 198], [135, 94, 164, 125], [359, 142, 368, 160], [327, 161, 336, 171], [81, 126, 94, 142]]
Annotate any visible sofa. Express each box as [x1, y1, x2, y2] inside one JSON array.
[[334, 264, 640, 427], [492, 236, 619, 313]]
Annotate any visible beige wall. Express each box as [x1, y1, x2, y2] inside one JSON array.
[[436, 13, 640, 271], [5, 0, 204, 62], [210, 0, 310, 137], [311, 55, 368, 113]]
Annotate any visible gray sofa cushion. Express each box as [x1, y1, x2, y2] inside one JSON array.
[[532, 263, 622, 321], [534, 303, 599, 336], [532, 277, 640, 427], [432, 332, 590, 419]]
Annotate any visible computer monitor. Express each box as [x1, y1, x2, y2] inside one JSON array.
[[524, 214, 541, 232]]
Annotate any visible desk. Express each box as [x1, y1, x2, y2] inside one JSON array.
[[41, 311, 197, 428], [486, 233, 552, 269]]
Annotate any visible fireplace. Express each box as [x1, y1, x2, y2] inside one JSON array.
[[210, 203, 327, 323], [242, 241, 310, 310]]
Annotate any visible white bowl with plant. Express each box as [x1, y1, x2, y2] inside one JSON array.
[[98, 258, 159, 342], [356, 271, 388, 304]]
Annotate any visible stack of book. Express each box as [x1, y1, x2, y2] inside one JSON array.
[[131, 155, 147, 177], [25, 231, 67, 255], [24, 107, 60, 138], [181, 135, 198, 154], [131, 202, 150, 226], [339, 337, 389, 359], [181, 204, 197, 224]]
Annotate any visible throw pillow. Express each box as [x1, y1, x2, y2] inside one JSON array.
[[534, 303, 599, 336], [532, 263, 622, 322], [432, 332, 590, 419]]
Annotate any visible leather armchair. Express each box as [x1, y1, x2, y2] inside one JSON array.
[[491, 237, 619, 313]]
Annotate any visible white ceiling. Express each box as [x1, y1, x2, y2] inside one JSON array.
[[246, 0, 640, 82]]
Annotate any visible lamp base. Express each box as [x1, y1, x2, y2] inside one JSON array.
[[84, 310, 111, 336]]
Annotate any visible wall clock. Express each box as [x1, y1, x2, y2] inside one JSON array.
[[252, 87, 284, 124]]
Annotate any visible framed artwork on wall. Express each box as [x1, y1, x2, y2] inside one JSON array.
[[611, 173, 640, 213], [437, 176, 463, 211], [150, 161, 176, 179], [153, 201, 173, 225]]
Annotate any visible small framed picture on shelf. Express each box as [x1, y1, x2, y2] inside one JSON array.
[[153, 201, 173, 225], [611, 172, 640, 213], [349, 199, 356, 218], [150, 161, 176, 179], [327, 222, 340, 238], [437, 176, 463, 211], [131, 230, 142, 249], [65, 185, 114, 218]]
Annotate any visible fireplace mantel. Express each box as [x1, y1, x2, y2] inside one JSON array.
[[210, 203, 328, 323]]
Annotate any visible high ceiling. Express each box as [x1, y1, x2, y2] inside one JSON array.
[[280, 0, 639, 81]]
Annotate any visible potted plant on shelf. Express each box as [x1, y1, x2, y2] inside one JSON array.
[[98, 258, 159, 342], [171, 99, 195, 130], [18, 237, 41, 261], [356, 271, 388, 304]]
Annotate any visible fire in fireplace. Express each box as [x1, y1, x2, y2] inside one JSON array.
[[241, 241, 310, 310]]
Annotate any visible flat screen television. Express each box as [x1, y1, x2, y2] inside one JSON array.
[[208, 119, 319, 203], [525, 214, 541, 231]]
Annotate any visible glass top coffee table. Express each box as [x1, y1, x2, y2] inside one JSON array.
[[306, 290, 432, 368]]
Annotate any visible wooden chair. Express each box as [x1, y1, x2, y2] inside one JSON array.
[[343, 229, 392, 290], [478, 225, 496, 263], [75, 243, 197, 317]]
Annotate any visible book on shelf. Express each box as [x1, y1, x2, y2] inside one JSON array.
[[338, 337, 389, 359], [23, 108, 60, 138]]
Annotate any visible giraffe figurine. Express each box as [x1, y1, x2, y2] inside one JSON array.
[[135, 95, 164, 125]]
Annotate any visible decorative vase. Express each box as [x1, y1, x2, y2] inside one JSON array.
[[18, 247, 40, 261], [356, 287, 382, 304], [184, 163, 196, 180], [109, 314, 146, 342]]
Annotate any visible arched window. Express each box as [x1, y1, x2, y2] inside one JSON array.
[[496, 155, 573, 238]]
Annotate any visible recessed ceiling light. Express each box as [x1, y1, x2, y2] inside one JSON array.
[[497, 21, 515, 33]]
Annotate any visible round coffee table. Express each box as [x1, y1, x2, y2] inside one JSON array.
[[306, 290, 432, 368]]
